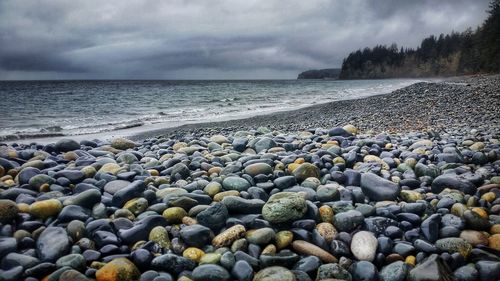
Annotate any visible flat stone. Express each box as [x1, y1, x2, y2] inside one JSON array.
[[192, 264, 231, 281], [36, 227, 71, 262], [360, 172, 401, 201], [262, 192, 307, 224]]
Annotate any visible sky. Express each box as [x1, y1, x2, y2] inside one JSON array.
[[0, 0, 492, 80]]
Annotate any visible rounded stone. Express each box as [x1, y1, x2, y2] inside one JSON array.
[[98, 163, 124, 175], [351, 231, 378, 261], [162, 207, 187, 224], [292, 163, 320, 181], [56, 254, 86, 271], [488, 234, 500, 250], [262, 192, 307, 224], [183, 247, 205, 262], [459, 230, 489, 246], [435, 238, 472, 257], [180, 224, 212, 248], [332, 210, 364, 232], [55, 138, 80, 152], [123, 197, 148, 215], [253, 266, 295, 281], [204, 182, 222, 197], [222, 176, 251, 191], [245, 227, 275, 245], [36, 227, 71, 262], [244, 163, 273, 177], [192, 264, 230, 281], [199, 253, 221, 265], [29, 199, 62, 219], [28, 174, 55, 189], [67, 220, 86, 241], [96, 258, 140, 281], [149, 226, 171, 249], [275, 230, 293, 250], [379, 261, 409, 281], [0, 199, 18, 223], [351, 261, 378, 281], [111, 138, 136, 150], [212, 224, 246, 248], [316, 222, 337, 243]]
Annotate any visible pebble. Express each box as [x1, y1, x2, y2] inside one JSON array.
[[351, 230, 378, 261], [253, 266, 296, 281], [0, 199, 18, 223], [36, 227, 71, 262], [96, 258, 140, 281], [292, 240, 337, 263], [212, 224, 246, 248], [262, 192, 307, 223], [192, 264, 230, 281]]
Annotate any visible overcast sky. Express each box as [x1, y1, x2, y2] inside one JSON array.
[[0, 0, 491, 80]]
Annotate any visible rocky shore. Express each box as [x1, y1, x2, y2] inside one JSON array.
[[132, 75, 499, 140], [0, 75, 499, 281]]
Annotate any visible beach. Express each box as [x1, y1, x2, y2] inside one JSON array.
[[0, 75, 499, 281], [130, 75, 499, 140]]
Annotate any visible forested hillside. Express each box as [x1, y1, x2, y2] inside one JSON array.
[[297, 68, 341, 79], [339, 0, 499, 79]]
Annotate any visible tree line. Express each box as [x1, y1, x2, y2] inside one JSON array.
[[339, 0, 499, 79]]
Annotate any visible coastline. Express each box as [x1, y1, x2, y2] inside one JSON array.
[[3, 74, 498, 145], [129, 74, 499, 141]]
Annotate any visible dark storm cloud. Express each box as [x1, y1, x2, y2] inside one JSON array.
[[0, 0, 491, 79]]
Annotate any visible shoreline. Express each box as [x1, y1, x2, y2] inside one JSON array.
[[129, 74, 499, 141], [2, 78, 423, 145], [2, 74, 498, 145]]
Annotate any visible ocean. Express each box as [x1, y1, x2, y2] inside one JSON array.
[[0, 79, 420, 141]]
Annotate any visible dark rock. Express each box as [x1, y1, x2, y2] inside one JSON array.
[[151, 254, 196, 274], [36, 227, 71, 262], [55, 139, 80, 152], [0, 237, 17, 257], [329, 127, 352, 137], [0, 266, 23, 281], [54, 170, 85, 183], [1, 253, 40, 269], [260, 251, 300, 268], [431, 175, 476, 195], [180, 224, 212, 248], [360, 173, 401, 201], [379, 261, 409, 281], [293, 256, 321, 276], [333, 210, 364, 232], [112, 180, 146, 207], [119, 215, 167, 244], [192, 264, 231, 281], [58, 205, 90, 222], [351, 261, 378, 281], [221, 196, 265, 214], [231, 260, 254, 281], [453, 264, 478, 281], [421, 214, 441, 243], [196, 202, 228, 231], [475, 260, 500, 281]]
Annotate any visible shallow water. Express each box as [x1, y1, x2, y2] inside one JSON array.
[[0, 79, 421, 140]]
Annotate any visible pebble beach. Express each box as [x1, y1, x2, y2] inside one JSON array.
[[0, 75, 499, 281]]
